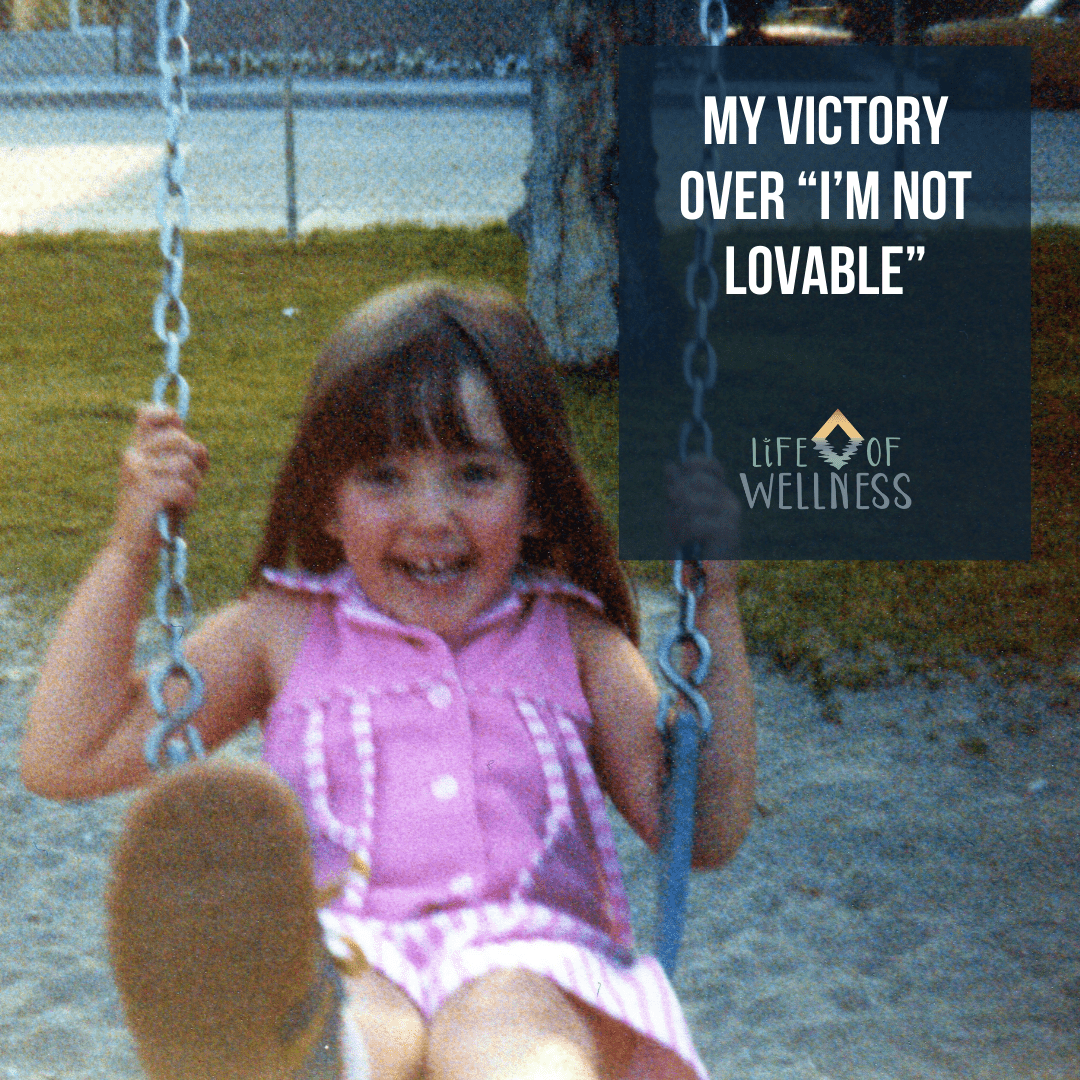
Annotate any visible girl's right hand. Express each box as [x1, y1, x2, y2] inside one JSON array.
[[111, 404, 210, 568]]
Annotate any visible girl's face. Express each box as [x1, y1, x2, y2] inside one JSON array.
[[326, 370, 533, 649]]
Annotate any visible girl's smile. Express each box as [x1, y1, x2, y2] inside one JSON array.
[[326, 371, 533, 647]]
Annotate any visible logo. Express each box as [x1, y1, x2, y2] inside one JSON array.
[[812, 409, 863, 470], [738, 410, 910, 510]]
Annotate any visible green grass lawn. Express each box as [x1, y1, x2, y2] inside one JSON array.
[[1, 225, 1076, 683]]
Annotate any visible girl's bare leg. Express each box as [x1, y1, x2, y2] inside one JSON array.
[[341, 969, 427, 1080], [425, 969, 636, 1080]]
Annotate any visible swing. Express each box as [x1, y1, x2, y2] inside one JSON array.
[[652, 0, 729, 977], [139, 0, 728, 982]]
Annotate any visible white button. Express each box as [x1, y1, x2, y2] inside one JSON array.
[[448, 874, 474, 897], [427, 684, 453, 709], [430, 775, 459, 801]]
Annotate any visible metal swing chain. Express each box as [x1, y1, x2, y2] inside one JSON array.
[[654, 2, 726, 976], [678, 4, 725, 464], [144, 0, 206, 771]]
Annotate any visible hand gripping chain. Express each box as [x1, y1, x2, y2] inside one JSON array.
[[654, 8, 726, 977], [144, 0, 206, 771]]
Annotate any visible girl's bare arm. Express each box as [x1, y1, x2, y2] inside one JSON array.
[[20, 406, 276, 800], [572, 562, 756, 869]]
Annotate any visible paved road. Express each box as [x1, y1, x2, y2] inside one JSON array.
[[1031, 109, 1080, 224], [0, 101, 532, 233], [0, 86, 1075, 233]]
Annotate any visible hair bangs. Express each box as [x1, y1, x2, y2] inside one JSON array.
[[318, 326, 484, 472]]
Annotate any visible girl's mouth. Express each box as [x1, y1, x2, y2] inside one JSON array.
[[392, 555, 472, 585]]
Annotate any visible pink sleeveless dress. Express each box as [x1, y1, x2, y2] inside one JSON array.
[[261, 565, 708, 1080]]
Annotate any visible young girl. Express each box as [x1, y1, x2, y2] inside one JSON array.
[[22, 281, 756, 1080]]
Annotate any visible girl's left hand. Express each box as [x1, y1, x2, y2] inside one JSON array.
[[664, 454, 740, 564]]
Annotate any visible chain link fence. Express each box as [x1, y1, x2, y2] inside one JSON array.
[[0, 0, 534, 234], [0, 0, 533, 78], [2, 1, 1076, 234], [0, 0, 130, 77]]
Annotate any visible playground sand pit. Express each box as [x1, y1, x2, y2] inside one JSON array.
[[1, 589, 1077, 1079]]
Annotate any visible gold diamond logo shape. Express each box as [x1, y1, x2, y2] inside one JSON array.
[[812, 409, 864, 470]]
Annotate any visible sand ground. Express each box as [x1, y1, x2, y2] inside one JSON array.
[[1, 589, 1077, 1080]]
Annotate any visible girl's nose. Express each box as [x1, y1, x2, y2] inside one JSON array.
[[403, 477, 456, 531]]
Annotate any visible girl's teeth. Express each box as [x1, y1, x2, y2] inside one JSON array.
[[402, 558, 463, 582]]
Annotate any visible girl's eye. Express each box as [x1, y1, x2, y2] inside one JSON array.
[[362, 464, 403, 488], [459, 461, 498, 485]]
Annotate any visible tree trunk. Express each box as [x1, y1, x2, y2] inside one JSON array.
[[515, 0, 620, 368], [515, 1, 700, 368]]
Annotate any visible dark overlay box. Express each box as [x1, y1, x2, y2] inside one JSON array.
[[618, 45, 1031, 560]]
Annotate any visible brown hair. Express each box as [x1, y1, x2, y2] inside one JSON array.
[[250, 281, 638, 644]]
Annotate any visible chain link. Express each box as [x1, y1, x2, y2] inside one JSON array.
[[699, 0, 729, 46], [680, 42, 725, 467], [145, 0, 205, 772], [656, 560, 714, 741]]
